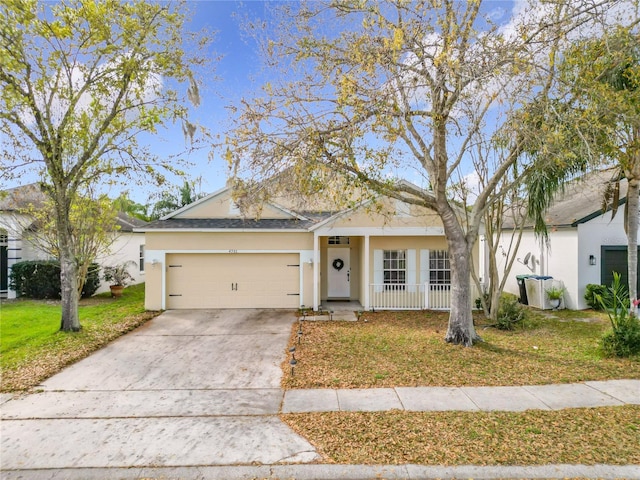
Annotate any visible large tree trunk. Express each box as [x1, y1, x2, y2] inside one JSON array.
[[55, 194, 81, 332], [440, 207, 479, 346], [59, 248, 80, 332]]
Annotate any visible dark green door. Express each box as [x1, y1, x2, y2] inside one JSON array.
[[601, 245, 640, 293]]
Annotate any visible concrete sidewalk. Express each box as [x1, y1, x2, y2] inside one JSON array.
[[282, 379, 640, 413], [2, 463, 639, 479]]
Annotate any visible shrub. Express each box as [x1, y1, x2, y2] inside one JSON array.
[[9, 260, 100, 299], [10, 261, 60, 299], [598, 273, 640, 358], [601, 315, 640, 358], [493, 295, 529, 331], [585, 284, 608, 310]]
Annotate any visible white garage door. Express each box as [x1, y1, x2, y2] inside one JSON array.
[[166, 253, 300, 309]]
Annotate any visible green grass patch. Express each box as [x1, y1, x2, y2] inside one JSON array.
[[283, 406, 640, 465], [283, 309, 640, 389], [1, 284, 159, 392]]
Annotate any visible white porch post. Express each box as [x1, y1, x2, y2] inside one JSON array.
[[364, 234, 370, 310], [313, 232, 319, 311]]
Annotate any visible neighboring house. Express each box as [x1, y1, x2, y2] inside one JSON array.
[[0, 184, 147, 299], [499, 170, 639, 310], [139, 184, 483, 312]]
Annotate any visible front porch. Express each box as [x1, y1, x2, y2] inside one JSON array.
[[310, 230, 483, 312], [369, 283, 484, 311]]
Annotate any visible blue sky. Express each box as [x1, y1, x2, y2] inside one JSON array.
[[143, 0, 515, 204], [136, 1, 274, 203]]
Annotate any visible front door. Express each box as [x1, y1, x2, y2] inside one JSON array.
[[327, 247, 350, 298]]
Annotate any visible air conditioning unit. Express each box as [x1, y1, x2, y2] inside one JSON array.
[[524, 277, 565, 310]]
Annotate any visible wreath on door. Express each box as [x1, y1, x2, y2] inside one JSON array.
[[332, 258, 345, 271]]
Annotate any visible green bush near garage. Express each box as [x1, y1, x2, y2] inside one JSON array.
[[9, 260, 100, 299]]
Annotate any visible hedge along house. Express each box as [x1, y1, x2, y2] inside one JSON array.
[[499, 169, 639, 310], [140, 183, 484, 312], [0, 183, 147, 299]]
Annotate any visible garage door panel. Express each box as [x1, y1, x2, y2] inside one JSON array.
[[166, 253, 299, 309]]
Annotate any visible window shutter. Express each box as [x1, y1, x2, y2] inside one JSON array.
[[420, 250, 429, 292], [374, 249, 383, 292], [407, 249, 417, 292]]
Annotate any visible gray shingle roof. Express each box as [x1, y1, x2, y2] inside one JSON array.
[[0, 183, 46, 210], [535, 169, 627, 227], [116, 212, 147, 232]]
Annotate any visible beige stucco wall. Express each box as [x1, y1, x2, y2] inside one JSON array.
[[145, 231, 313, 251], [175, 190, 293, 220], [301, 259, 314, 307], [144, 259, 163, 310], [328, 200, 443, 229]]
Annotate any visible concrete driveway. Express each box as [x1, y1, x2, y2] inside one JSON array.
[[1, 309, 319, 472]]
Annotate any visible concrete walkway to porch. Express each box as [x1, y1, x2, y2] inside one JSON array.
[[304, 300, 362, 321]]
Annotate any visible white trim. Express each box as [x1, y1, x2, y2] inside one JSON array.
[[407, 249, 417, 292], [134, 228, 310, 233], [373, 249, 383, 293], [420, 249, 429, 284], [137, 226, 445, 235], [158, 249, 309, 254], [313, 226, 445, 236], [313, 233, 319, 310], [478, 235, 485, 284], [364, 234, 370, 310]]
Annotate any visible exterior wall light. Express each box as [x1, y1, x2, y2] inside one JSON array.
[[589, 255, 596, 266]]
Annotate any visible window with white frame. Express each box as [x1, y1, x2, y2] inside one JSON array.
[[139, 245, 145, 273], [429, 250, 450, 285], [328, 236, 350, 245], [383, 250, 406, 287]]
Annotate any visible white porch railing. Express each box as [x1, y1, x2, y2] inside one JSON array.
[[369, 283, 484, 311]]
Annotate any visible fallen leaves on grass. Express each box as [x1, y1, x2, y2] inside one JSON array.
[[282, 310, 640, 389], [282, 406, 640, 465], [1, 310, 158, 392]]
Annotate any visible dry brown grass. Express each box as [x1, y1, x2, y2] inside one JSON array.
[[282, 406, 640, 465], [282, 310, 640, 389]]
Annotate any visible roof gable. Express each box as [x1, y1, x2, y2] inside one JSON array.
[[167, 187, 304, 221], [312, 195, 443, 231]]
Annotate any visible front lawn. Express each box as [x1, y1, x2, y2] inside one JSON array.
[[282, 310, 640, 389], [0, 283, 159, 392], [281, 309, 640, 466], [283, 406, 640, 465]]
